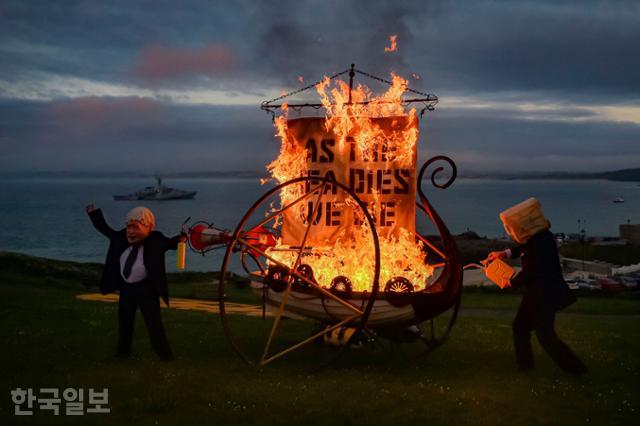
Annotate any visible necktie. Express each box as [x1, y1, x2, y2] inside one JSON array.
[[123, 245, 139, 279]]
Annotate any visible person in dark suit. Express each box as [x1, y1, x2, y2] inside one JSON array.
[[487, 228, 588, 375], [86, 204, 185, 361]]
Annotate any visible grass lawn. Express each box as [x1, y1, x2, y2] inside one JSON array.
[[0, 253, 638, 425]]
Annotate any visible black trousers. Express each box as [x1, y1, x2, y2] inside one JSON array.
[[117, 280, 173, 360], [512, 296, 586, 374]]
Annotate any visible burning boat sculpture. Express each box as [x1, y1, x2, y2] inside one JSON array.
[[190, 66, 462, 367]]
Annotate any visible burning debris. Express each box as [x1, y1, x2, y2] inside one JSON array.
[[384, 34, 398, 53]]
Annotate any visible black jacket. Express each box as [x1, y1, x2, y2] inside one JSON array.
[[510, 229, 576, 312], [89, 208, 180, 306]]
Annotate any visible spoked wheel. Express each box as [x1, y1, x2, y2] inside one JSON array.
[[219, 176, 380, 369]]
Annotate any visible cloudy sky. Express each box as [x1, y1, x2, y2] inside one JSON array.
[[1, 0, 638, 174]]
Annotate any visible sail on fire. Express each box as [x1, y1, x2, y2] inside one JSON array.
[[265, 74, 434, 292]]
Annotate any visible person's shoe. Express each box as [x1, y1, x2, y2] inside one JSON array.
[[403, 325, 423, 341], [407, 325, 421, 334]]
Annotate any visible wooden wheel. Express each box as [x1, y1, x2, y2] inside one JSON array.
[[218, 176, 380, 369]]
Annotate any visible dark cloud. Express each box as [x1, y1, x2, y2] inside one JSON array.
[[0, 99, 277, 172], [131, 44, 235, 83], [2, 0, 638, 100], [423, 108, 640, 172], [0, 0, 638, 173], [1, 97, 637, 174], [419, 1, 640, 99], [247, 0, 426, 88], [46, 96, 163, 139]]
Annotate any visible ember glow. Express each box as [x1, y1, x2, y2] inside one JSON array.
[[384, 35, 398, 53], [264, 73, 434, 292]]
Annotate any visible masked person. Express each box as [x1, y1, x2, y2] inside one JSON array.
[[86, 204, 185, 361], [486, 198, 587, 375]]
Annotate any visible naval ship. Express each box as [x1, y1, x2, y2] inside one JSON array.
[[113, 175, 196, 201]]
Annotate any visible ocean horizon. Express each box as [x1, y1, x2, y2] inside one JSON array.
[[1, 167, 638, 181], [1, 176, 637, 273]]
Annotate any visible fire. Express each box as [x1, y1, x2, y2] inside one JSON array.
[[267, 227, 434, 293], [384, 35, 398, 53], [315, 73, 417, 165], [264, 72, 434, 292], [266, 102, 309, 203], [298, 75, 304, 84]]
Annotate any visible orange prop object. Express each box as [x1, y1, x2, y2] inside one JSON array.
[[484, 258, 515, 289]]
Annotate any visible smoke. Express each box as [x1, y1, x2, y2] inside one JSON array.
[[249, 0, 443, 95]]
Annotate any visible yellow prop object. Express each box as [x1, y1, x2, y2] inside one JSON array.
[[499, 197, 550, 244], [484, 258, 515, 289], [176, 241, 186, 270]]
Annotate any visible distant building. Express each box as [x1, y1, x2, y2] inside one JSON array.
[[619, 224, 640, 245]]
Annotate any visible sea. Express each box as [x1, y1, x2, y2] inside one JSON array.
[[0, 177, 638, 272]]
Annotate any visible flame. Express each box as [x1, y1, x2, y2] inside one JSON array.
[[265, 72, 434, 292], [411, 72, 421, 80], [268, 228, 434, 293], [266, 103, 309, 204], [298, 75, 304, 84], [384, 35, 398, 52]]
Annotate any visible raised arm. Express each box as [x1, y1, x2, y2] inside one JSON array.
[[86, 205, 117, 240]]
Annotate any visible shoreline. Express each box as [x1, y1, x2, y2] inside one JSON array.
[[0, 167, 639, 182]]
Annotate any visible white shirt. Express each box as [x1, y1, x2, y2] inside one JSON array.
[[119, 245, 148, 283]]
